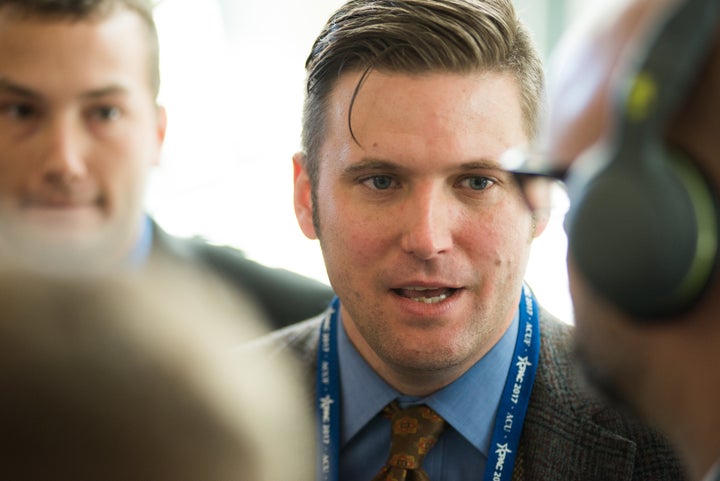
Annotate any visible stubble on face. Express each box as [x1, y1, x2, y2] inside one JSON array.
[[306, 70, 537, 394]]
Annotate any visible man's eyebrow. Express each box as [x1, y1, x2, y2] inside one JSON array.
[[0, 78, 39, 98], [343, 159, 402, 174], [458, 159, 504, 171], [80, 85, 129, 100], [343, 158, 507, 175], [0, 79, 130, 101]]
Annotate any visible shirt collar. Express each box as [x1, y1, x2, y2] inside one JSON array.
[[338, 316, 397, 446], [338, 309, 519, 456], [128, 215, 154, 266]]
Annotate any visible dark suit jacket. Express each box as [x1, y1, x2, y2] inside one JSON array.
[[251, 305, 687, 481], [149, 220, 334, 330]]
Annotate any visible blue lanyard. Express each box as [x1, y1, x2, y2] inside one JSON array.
[[316, 286, 540, 481], [482, 284, 540, 481], [316, 297, 341, 481]]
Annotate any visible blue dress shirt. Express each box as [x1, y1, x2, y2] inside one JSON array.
[[338, 310, 519, 481], [128, 215, 154, 266]]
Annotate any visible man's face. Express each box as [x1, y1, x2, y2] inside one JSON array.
[[294, 71, 545, 386], [0, 8, 165, 270]]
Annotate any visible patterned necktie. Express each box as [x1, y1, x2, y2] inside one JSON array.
[[371, 401, 447, 481]]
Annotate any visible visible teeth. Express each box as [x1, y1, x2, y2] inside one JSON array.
[[397, 286, 454, 304], [410, 294, 448, 304]]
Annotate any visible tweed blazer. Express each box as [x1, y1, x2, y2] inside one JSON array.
[[149, 219, 334, 330], [253, 304, 687, 481]]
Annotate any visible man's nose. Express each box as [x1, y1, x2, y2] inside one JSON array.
[[39, 115, 88, 183], [399, 184, 454, 260]]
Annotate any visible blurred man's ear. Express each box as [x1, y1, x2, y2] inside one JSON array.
[[519, 176, 553, 238], [153, 105, 168, 166], [293, 152, 318, 240], [533, 210, 550, 238]]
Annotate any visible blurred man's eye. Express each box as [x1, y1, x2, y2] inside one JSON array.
[[91, 105, 122, 121], [0, 102, 37, 121]]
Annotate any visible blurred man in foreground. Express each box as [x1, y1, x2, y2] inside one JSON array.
[[505, 0, 720, 479], [0, 265, 313, 480], [0, 0, 333, 328]]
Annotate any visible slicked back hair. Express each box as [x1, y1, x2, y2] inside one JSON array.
[[300, 0, 544, 194]]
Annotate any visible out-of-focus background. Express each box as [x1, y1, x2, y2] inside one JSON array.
[[148, 0, 607, 324]]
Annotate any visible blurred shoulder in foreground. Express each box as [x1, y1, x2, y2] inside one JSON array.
[[0, 262, 314, 481]]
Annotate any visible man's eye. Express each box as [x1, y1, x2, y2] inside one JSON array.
[[362, 175, 395, 190], [91, 106, 121, 121], [462, 176, 494, 191], [1, 103, 36, 120]]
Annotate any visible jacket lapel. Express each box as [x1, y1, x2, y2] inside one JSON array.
[[512, 400, 636, 481]]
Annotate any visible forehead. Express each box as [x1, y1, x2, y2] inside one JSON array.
[[0, 7, 152, 98], [322, 70, 527, 163]]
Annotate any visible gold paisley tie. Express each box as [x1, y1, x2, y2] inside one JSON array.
[[371, 401, 447, 481]]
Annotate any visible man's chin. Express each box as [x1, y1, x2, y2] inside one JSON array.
[[1, 244, 114, 276], [20, 204, 106, 231], [0, 224, 131, 275]]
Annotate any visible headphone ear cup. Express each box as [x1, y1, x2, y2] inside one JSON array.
[[566, 145, 718, 319]]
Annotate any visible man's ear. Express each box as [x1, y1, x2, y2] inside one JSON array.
[[293, 152, 318, 240], [533, 209, 550, 238], [522, 177, 552, 238], [153, 105, 168, 167]]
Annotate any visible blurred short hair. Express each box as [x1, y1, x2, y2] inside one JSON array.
[[0, 264, 313, 481]]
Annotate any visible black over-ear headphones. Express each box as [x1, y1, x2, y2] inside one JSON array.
[[564, 0, 720, 319]]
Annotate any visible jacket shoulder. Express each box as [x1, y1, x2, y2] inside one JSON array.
[[150, 220, 334, 329], [514, 309, 686, 481], [241, 314, 323, 375]]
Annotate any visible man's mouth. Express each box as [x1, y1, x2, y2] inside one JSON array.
[[22, 192, 104, 212], [393, 286, 460, 304], [16, 194, 105, 228]]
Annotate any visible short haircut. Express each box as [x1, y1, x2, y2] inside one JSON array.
[[0, 0, 161, 99], [300, 0, 544, 190]]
